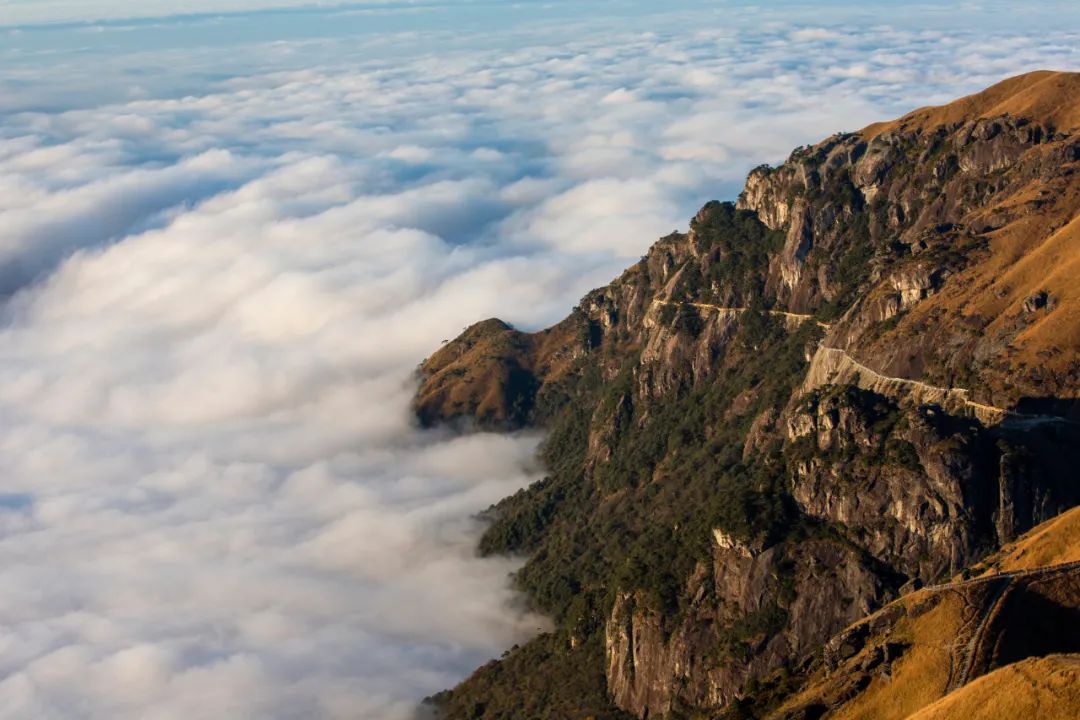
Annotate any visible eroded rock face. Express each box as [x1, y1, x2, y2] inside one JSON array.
[[737, 113, 1080, 406], [605, 537, 888, 718], [783, 383, 1080, 585], [786, 387, 991, 580], [1022, 290, 1053, 314]]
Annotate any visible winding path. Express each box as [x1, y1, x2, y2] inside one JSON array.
[[651, 299, 831, 330], [924, 558, 1080, 593], [946, 578, 1011, 692], [928, 559, 1080, 692], [652, 300, 1079, 693], [653, 299, 1076, 428], [807, 346, 1077, 428]]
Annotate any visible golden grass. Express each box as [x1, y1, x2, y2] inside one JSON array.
[[771, 591, 966, 720], [829, 593, 962, 720], [863, 71, 1080, 138], [415, 314, 583, 424], [905, 654, 1080, 720], [977, 505, 1080, 575], [771, 506, 1080, 720], [1006, 217, 1080, 363]]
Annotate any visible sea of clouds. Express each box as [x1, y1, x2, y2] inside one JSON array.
[[0, 2, 1078, 718]]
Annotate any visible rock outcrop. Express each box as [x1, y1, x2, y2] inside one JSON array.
[[605, 537, 886, 718]]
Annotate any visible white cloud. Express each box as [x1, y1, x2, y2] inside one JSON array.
[[0, 8, 1078, 720], [790, 27, 841, 42], [601, 87, 639, 105], [498, 177, 684, 253]]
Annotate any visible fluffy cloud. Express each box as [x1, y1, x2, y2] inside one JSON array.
[[0, 5, 1078, 719]]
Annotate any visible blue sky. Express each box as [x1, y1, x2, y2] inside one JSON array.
[[4, 0, 1080, 27], [0, 2, 1078, 719]]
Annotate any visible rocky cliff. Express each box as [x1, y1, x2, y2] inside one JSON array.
[[415, 71, 1080, 720]]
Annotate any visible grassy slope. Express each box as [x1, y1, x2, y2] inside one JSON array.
[[906, 654, 1080, 720], [863, 71, 1080, 138], [768, 504, 1080, 720], [972, 505, 1080, 575]]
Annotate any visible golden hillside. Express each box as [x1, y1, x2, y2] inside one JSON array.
[[905, 654, 1080, 720], [413, 316, 579, 429], [769, 506, 1080, 720], [864, 70, 1080, 138], [972, 505, 1080, 575]]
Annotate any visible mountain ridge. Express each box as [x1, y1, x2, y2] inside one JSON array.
[[414, 71, 1080, 720], [862, 70, 1080, 139]]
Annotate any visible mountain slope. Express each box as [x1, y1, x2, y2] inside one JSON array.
[[738, 69, 1080, 412], [414, 71, 1080, 719], [767, 509, 1080, 720], [971, 505, 1080, 574], [863, 70, 1080, 139], [905, 654, 1080, 720]]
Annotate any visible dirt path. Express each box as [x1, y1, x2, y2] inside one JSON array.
[[949, 578, 1012, 691], [651, 299, 831, 329], [653, 299, 1075, 427], [809, 346, 1076, 428], [931, 560, 1080, 692], [926, 558, 1080, 593]]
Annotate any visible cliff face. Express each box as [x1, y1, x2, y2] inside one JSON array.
[[785, 387, 992, 581], [415, 71, 1080, 720], [737, 103, 1080, 409], [605, 537, 887, 718]]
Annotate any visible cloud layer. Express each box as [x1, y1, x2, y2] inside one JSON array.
[[0, 5, 1078, 719]]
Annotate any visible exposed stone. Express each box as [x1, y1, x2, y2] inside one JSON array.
[[605, 539, 888, 718], [1023, 290, 1052, 313]]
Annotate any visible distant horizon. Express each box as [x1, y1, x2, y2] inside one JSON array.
[[6, 0, 1080, 29]]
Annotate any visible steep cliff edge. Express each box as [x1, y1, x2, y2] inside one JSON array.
[[415, 72, 1080, 719]]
